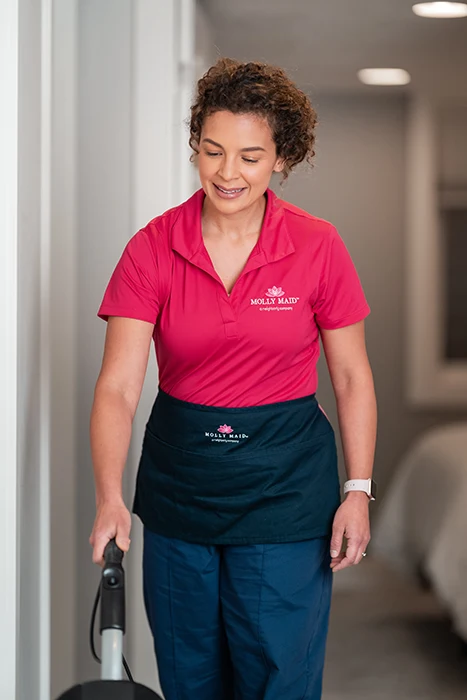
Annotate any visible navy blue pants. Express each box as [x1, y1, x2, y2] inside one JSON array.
[[143, 529, 333, 699]]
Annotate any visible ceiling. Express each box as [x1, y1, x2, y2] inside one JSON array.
[[199, 0, 467, 98]]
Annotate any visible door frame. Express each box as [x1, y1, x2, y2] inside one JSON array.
[[0, 0, 20, 696]]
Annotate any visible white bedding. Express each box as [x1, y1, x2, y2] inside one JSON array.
[[371, 422, 467, 640]]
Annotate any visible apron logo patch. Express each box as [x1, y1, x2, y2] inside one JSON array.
[[205, 424, 249, 444], [250, 286, 300, 311]]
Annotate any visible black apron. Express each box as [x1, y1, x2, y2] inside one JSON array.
[[133, 389, 341, 544]]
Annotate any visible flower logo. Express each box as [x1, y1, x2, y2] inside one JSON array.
[[218, 424, 233, 434], [265, 286, 285, 298]]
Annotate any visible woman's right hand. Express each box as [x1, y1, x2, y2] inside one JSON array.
[[89, 500, 132, 565]]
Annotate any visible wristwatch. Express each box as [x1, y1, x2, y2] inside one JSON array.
[[343, 478, 377, 501]]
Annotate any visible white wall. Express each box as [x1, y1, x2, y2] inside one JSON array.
[[439, 103, 467, 186], [273, 94, 467, 503], [17, 0, 50, 697], [50, 0, 78, 696], [195, 0, 218, 75], [76, 0, 134, 682], [192, 0, 217, 192]]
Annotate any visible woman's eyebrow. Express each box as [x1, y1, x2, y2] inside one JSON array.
[[202, 138, 266, 153], [241, 146, 266, 153]]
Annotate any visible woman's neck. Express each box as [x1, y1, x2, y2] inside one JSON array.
[[202, 193, 267, 242]]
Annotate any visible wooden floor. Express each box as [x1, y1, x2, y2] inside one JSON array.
[[323, 557, 467, 700]]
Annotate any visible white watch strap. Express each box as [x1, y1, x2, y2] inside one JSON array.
[[344, 478, 373, 499]]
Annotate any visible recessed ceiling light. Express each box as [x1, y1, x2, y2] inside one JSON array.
[[358, 69, 411, 86], [412, 2, 467, 18]]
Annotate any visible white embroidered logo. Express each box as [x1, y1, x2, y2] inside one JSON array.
[[205, 424, 249, 443], [265, 286, 285, 298], [250, 286, 300, 311]]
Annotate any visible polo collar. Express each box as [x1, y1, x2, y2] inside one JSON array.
[[171, 188, 295, 266]]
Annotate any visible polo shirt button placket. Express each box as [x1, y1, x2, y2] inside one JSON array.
[[218, 289, 239, 339]]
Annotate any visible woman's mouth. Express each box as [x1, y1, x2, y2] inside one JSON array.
[[213, 184, 247, 199]]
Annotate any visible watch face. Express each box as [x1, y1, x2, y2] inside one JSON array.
[[370, 480, 377, 500]]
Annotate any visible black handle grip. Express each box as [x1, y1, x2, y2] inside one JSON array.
[[103, 538, 124, 566], [100, 538, 126, 634]]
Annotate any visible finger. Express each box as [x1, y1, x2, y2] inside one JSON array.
[[352, 545, 370, 566], [92, 532, 113, 565], [332, 540, 366, 572], [331, 554, 355, 573], [115, 530, 131, 553], [330, 525, 345, 559], [344, 540, 362, 566], [330, 553, 345, 568], [357, 543, 371, 563]]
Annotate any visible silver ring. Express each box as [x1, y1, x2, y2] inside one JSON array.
[[361, 552, 367, 557]]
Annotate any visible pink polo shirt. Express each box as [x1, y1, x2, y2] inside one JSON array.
[[98, 188, 370, 407]]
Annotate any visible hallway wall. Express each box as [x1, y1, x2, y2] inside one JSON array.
[[273, 94, 467, 506]]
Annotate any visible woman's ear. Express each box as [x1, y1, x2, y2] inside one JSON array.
[[273, 158, 285, 173]]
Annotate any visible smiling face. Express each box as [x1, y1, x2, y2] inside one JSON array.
[[197, 110, 284, 215]]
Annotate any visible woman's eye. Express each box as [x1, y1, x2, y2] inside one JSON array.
[[205, 151, 258, 164]]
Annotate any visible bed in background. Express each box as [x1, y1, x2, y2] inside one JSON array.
[[371, 422, 467, 642]]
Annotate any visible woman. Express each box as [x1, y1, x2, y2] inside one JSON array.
[[90, 58, 377, 700]]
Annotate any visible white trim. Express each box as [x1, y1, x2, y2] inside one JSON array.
[[40, 0, 52, 697], [0, 1, 18, 697], [406, 97, 467, 407]]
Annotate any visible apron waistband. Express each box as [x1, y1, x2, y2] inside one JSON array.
[[155, 388, 317, 413], [146, 388, 328, 458]]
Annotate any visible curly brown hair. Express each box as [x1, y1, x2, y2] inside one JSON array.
[[189, 58, 318, 180]]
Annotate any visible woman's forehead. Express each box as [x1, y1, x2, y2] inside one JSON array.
[[201, 110, 274, 146]]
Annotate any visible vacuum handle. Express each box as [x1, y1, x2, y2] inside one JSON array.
[[100, 538, 125, 635], [103, 538, 124, 567]]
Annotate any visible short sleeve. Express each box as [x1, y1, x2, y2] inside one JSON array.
[[97, 229, 160, 324], [313, 225, 370, 330]]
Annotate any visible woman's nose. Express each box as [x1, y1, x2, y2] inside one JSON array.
[[218, 156, 239, 183]]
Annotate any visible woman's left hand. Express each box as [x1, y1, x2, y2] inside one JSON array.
[[329, 492, 371, 572]]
